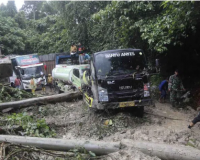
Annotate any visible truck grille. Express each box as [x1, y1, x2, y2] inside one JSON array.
[[108, 89, 144, 102]]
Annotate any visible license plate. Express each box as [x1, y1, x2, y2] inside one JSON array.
[[119, 101, 135, 107]]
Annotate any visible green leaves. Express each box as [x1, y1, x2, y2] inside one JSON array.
[[1, 1, 199, 56], [0, 15, 26, 55], [5, 112, 56, 138]]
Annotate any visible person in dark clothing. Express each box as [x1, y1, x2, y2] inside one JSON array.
[[159, 79, 168, 103], [168, 69, 185, 107], [188, 107, 200, 129], [77, 42, 85, 64]]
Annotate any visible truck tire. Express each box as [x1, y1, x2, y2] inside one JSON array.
[[137, 106, 144, 118]]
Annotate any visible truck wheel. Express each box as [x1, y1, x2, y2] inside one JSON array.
[[137, 106, 144, 118]]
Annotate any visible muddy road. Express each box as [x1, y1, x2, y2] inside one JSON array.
[[13, 96, 199, 159]]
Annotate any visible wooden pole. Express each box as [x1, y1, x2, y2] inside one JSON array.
[[0, 135, 120, 155], [0, 92, 81, 110], [121, 139, 200, 160]]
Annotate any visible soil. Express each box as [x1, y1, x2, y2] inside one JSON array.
[[19, 89, 200, 159]]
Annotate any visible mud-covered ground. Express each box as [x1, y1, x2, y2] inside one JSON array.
[[17, 90, 200, 160]]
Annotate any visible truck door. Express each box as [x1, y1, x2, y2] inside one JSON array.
[[71, 68, 81, 89]]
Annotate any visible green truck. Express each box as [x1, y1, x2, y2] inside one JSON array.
[[52, 64, 90, 93]]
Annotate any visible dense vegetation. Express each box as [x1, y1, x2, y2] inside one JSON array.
[[1, 1, 200, 86]]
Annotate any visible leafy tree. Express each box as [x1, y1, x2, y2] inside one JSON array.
[[136, 1, 200, 53], [14, 11, 26, 29], [20, 1, 45, 20], [63, 1, 110, 48], [0, 1, 17, 18], [0, 15, 26, 55], [6, 1, 17, 17]]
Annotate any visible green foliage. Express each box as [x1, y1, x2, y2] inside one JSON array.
[[0, 85, 34, 102], [1, 1, 200, 57], [25, 15, 68, 54], [150, 75, 163, 86], [5, 112, 56, 138], [0, 1, 17, 18], [0, 14, 26, 54], [14, 11, 26, 29], [150, 75, 163, 99], [137, 1, 200, 53]]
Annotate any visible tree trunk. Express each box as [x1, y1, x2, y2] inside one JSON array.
[[0, 92, 81, 110], [0, 135, 120, 155], [121, 139, 200, 160]]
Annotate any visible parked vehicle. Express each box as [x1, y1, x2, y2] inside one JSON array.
[[52, 64, 89, 93], [0, 55, 13, 84], [39, 53, 79, 75], [10, 54, 46, 90]]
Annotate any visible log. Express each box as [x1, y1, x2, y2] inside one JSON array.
[[0, 92, 81, 111], [121, 139, 200, 160], [0, 135, 120, 155]]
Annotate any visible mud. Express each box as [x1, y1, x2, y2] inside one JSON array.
[[20, 96, 200, 159]]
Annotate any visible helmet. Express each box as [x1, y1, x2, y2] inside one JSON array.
[[48, 74, 51, 76]]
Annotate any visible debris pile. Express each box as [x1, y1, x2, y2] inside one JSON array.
[[0, 84, 34, 102], [1, 113, 56, 138]]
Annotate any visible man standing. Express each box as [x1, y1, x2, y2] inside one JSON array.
[[47, 74, 53, 92], [70, 43, 77, 64], [30, 76, 37, 95], [168, 69, 185, 107], [77, 42, 85, 64], [40, 74, 46, 94], [14, 76, 21, 89]]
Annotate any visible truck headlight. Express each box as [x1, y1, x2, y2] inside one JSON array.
[[98, 86, 108, 102]]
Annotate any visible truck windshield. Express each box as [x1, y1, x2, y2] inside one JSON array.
[[95, 52, 146, 77], [20, 66, 43, 80]]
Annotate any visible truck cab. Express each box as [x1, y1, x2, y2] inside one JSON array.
[[82, 49, 152, 115], [10, 54, 46, 90]]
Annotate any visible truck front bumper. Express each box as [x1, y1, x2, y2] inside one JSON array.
[[99, 98, 152, 109]]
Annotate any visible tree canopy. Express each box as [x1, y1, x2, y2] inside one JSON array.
[[0, 1, 200, 58]]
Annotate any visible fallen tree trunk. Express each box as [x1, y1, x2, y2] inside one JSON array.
[[0, 136, 199, 159], [121, 139, 200, 160], [0, 135, 120, 155], [0, 92, 81, 110]]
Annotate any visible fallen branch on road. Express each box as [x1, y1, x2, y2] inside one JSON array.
[[0, 135, 120, 155], [0, 135, 200, 160], [0, 92, 81, 111], [122, 139, 200, 160]]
